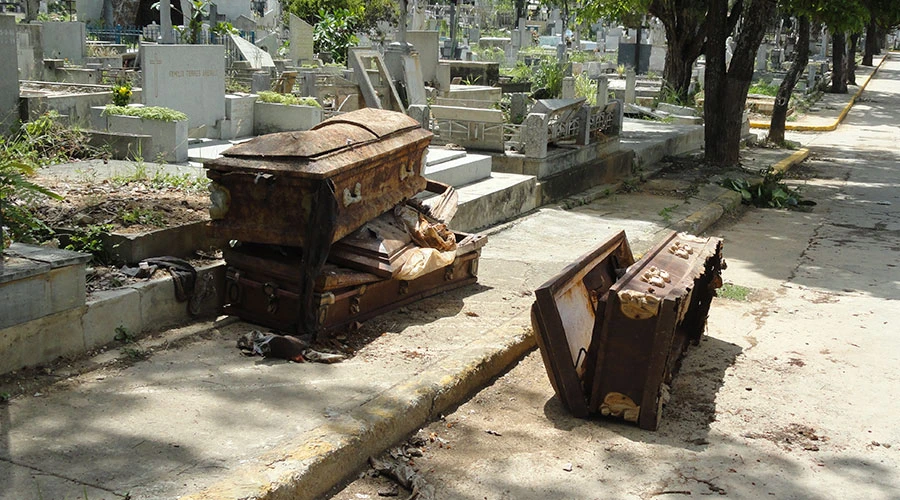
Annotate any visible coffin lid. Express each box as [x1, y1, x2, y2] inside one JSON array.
[[223, 108, 421, 159], [530, 230, 635, 417]]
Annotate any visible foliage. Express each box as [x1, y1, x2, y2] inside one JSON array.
[[748, 79, 779, 97], [0, 154, 60, 250], [722, 168, 814, 209], [472, 46, 506, 64], [574, 73, 598, 106], [657, 84, 697, 107], [102, 105, 188, 122], [6, 112, 100, 167], [64, 223, 113, 262], [211, 21, 239, 37], [256, 91, 321, 107], [111, 81, 132, 107], [719, 283, 751, 301], [501, 62, 533, 83], [311, 8, 360, 65], [119, 207, 167, 228], [532, 59, 565, 98]]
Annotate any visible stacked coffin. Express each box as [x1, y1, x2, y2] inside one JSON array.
[[204, 108, 485, 336], [531, 231, 724, 430]]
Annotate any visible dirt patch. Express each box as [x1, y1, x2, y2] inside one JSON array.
[[32, 171, 210, 235], [744, 423, 827, 452]]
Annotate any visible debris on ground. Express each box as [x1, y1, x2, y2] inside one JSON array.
[[236, 330, 346, 363], [368, 456, 435, 500]]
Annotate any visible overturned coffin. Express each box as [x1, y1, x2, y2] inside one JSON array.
[[204, 107, 433, 247], [531, 231, 724, 430]]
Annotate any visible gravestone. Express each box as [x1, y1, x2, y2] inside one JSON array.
[[408, 31, 439, 85], [618, 43, 651, 74], [625, 68, 636, 104], [289, 14, 314, 65], [42, 22, 86, 65], [561, 76, 575, 99], [230, 33, 275, 69], [158, 0, 174, 44], [141, 44, 226, 135], [596, 76, 609, 107], [233, 14, 257, 33], [1, 15, 18, 135], [756, 45, 768, 71]]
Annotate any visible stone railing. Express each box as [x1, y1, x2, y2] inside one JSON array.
[[406, 99, 622, 159]]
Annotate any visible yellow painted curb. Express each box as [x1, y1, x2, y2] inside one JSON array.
[[771, 148, 810, 174], [749, 52, 890, 131]]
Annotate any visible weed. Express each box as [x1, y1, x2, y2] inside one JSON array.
[[620, 178, 640, 193], [0, 392, 10, 403], [658, 204, 679, 223], [722, 168, 815, 209], [461, 74, 482, 85], [119, 207, 167, 228], [102, 105, 188, 122], [719, 283, 751, 301], [574, 73, 597, 106], [256, 91, 321, 107], [748, 79, 779, 97], [64, 223, 112, 262], [114, 325, 136, 343], [122, 346, 150, 360]]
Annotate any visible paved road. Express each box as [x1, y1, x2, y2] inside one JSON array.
[[330, 58, 900, 499]]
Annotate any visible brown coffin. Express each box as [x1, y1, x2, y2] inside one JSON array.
[[204, 108, 433, 247], [223, 233, 486, 335], [531, 231, 635, 417], [587, 232, 723, 430], [531, 231, 724, 429]]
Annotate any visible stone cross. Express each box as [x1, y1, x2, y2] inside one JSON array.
[[159, 1, 175, 44], [147, 53, 164, 98]]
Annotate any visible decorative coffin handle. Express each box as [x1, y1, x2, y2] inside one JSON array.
[[343, 182, 362, 206], [400, 161, 415, 180], [208, 182, 231, 219]]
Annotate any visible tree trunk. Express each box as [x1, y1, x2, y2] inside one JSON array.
[[848, 33, 859, 85], [831, 32, 847, 93], [705, 0, 777, 166], [863, 16, 877, 66], [769, 16, 810, 145], [654, 0, 707, 102]]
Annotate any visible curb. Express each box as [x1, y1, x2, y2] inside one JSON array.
[[750, 53, 889, 131], [180, 315, 535, 500], [674, 147, 810, 235]]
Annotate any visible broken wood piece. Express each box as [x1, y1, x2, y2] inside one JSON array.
[[369, 457, 435, 500]]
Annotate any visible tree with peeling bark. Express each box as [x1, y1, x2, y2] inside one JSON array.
[[704, 0, 778, 166], [577, 1, 740, 103]]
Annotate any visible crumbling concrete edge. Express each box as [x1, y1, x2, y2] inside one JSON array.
[[673, 148, 810, 235], [749, 52, 889, 131], [180, 314, 536, 500]]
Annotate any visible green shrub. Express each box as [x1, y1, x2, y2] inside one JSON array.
[[748, 79, 779, 96], [103, 105, 188, 122], [256, 91, 321, 107]]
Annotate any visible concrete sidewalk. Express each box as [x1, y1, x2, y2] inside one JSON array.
[[750, 54, 888, 132]]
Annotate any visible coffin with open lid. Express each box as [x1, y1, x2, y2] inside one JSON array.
[[532, 231, 724, 429], [204, 107, 433, 248]]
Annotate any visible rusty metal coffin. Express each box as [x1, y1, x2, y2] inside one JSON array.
[[531, 231, 635, 417], [204, 108, 433, 247], [223, 233, 486, 335], [587, 232, 723, 430], [531, 231, 723, 429]]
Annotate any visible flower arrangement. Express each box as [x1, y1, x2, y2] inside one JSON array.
[[111, 82, 132, 107]]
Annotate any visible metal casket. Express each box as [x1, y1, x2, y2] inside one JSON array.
[[204, 108, 433, 247]]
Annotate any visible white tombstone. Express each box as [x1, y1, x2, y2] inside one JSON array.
[[42, 22, 87, 64], [625, 68, 636, 104], [230, 33, 275, 69], [141, 44, 226, 136], [289, 14, 314, 65], [756, 45, 768, 71], [596, 75, 609, 107]]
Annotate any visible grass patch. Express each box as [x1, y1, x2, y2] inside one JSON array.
[[719, 283, 752, 301], [103, 105, 188, 122], [119, 207, 167, 228], [256, 91, 321, 107]]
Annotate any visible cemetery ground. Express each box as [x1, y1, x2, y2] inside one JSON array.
[[1, 60, 896, 500]]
